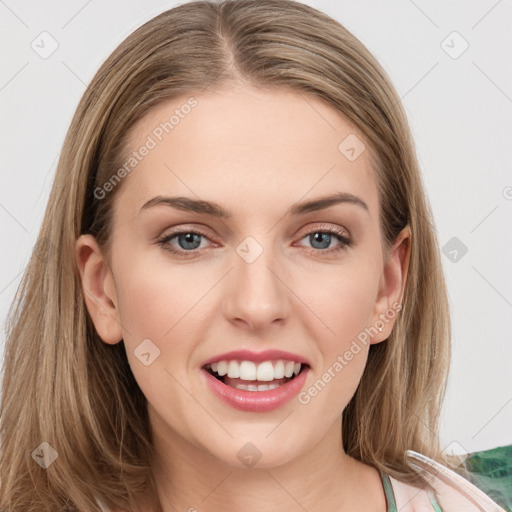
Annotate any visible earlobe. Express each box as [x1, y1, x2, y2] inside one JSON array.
[[370, 225, 411, 344], [75, 234, 123, 345]]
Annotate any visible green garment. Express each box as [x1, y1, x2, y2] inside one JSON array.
[[462, 444, 512, 512]]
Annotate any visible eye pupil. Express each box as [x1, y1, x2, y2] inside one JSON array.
[[310, 232, 331, 249], [179, 233, 201, 250]]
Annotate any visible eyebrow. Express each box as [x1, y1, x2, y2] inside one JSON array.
[[139, 192, 369, 218]]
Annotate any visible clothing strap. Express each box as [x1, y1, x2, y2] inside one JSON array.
[[379, 470, 443, 511], [380, 470, 398, 512]]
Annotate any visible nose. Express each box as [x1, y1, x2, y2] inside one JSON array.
[[222, 241, 291, 333]]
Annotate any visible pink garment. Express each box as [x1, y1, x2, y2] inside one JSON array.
[[388, 450, 507, 511]]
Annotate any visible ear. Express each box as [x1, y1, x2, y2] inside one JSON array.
[[370, 225, 411, 344], [75, 234, 123, 345]]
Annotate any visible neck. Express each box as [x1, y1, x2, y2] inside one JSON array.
[[148, 414, 386, 512]]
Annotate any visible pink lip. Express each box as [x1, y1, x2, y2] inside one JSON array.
[[200, 349, 311, 367], [201, 366, 310, 412]]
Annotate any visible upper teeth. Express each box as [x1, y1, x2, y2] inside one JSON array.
[[208, 360, 302, 381]]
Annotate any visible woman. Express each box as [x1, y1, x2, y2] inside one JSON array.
[[0, 1, 505, 510]]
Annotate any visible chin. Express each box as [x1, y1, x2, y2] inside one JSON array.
[[206, 435, 303, 470]]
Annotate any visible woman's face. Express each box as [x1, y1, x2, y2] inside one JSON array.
[[77, 85, 409, 470]]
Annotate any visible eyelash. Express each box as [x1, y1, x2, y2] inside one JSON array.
[[156, 226, 352, 258]]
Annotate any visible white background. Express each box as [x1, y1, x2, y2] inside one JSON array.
[[1, 0, 511, 455]]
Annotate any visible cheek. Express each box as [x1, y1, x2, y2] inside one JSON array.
[[116, 277, 170, 338], [112, 262, 203, 411], [114, 254, 205, 338], [113, 256, 214, 392], [297, 272, 375, 416], [293, 260, 380, 345]]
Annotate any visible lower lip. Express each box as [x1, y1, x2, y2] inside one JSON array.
[[201, 367, 310, 412]]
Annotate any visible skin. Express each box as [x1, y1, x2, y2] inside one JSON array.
[[76, 84, 410, 512]]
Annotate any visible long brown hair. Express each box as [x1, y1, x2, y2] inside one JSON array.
[[0, 1, 451, 510]]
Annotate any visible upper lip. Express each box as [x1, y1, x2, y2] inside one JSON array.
[[201, 349, 311, 368]]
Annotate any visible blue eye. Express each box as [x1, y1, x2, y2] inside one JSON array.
[[173, 232, 203, 251], [299, 229, 352, 254], [156, 227, 351, 258], [157, 231, 210, 257]]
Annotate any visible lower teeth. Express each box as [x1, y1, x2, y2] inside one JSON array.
[[234, 382, 280, 392], [222, 375, 293, 391]]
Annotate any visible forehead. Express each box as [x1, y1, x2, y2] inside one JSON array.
[[115, 86, 379, 220]]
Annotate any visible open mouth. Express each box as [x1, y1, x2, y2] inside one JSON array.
[[203, 362, 309, 392]]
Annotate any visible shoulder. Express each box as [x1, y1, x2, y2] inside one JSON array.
[[387, 475, 441, 511]]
